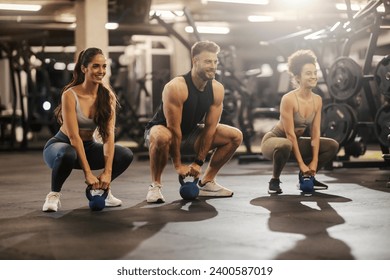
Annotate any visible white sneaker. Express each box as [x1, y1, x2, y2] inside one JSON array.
[[146, 184, 165, 203], [105, 190, 122, 207], [42, 192, 61, 212], [198, 181, 234, 197]]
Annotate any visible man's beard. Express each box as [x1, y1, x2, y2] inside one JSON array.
[[198, 69, 215, 81]]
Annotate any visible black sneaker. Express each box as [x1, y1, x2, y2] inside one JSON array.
[[298, 172, 328, 191], [313, 178, 328, 190], [268, 178, 282, 194]]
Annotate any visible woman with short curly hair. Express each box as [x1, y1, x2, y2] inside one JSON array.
[[261, 49, 339, 195]]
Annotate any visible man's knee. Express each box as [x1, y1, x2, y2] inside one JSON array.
[[233, 128, 243, 146], [217, 125, 243, 147], [149, 128, 172, 151]]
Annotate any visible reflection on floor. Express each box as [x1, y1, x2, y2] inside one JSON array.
[[0, 150, 389, 260]]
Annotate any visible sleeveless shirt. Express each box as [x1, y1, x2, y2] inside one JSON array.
[[293, 92, 315, 131], [145, 71, 214, 136], [272, 92, 315, 137], [70, 88, 97, 131]]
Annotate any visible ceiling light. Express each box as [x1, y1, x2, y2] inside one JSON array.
[[56, 13, 76, 23], [203, 0, 269, 4], [68, 23, 77, 30], [0, 3, 42, 11], [248, 15, 275, 22], [42, 101, 51, 111], [67, 63, 75, 71], [105, 22, 119, 30], [185, 23, 230, 34], [54, 62, 66, 71], [185, 26, 230, 34], [335, 3, 362, 11]]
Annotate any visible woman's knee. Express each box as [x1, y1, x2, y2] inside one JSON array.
[[332, 138, 340, 151], [115, 145, 134, 167], [60, 146, 78, 164], [321, 138, 339, 155], [262, 138, 292, 161], [328, 138, 340, 156], [274, 141, 292, 158], [44, 144, 76, 167]]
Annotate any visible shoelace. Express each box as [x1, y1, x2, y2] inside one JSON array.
[[48, 193, 61, 207]]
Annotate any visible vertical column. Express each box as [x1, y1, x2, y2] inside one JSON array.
[[74, 0, 110, 79], [170, 22, 192, 77]]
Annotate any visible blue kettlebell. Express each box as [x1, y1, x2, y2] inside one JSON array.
[[86, 185, 108, 211], [179, 175, 200, 200], [299, 173, 314, 194]]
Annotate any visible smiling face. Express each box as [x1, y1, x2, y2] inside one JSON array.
[[82, 53, 107, 84], [193, 51, 218, 81], [297, 63, 317, 89]]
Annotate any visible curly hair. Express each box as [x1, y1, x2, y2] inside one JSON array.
[[287, 49, 317, 77], [54, 47, 118, 142]]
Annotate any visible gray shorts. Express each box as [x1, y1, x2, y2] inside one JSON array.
[[144, 124, 204, 156]]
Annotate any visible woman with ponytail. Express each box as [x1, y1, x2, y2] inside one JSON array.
[[42, 47, 133, 212]]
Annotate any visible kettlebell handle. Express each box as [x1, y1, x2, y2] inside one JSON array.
[[85, 185, 109, 201], [179, 175, 199, 185]]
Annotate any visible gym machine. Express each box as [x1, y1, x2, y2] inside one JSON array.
[[113, 35, 173, 150], [0, 40, 60, 150]]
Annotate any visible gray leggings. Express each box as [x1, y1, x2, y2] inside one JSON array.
[[261, 131, 339, 178]]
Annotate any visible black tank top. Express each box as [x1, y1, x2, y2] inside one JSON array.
[[145, 71, 214, 136]]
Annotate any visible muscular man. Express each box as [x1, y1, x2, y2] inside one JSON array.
[[144, 40, 243, 203]]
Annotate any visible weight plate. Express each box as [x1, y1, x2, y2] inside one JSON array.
[[321, 103, 357, 146], [327, 57, 363, 101], [344, 103, 359, 145], [374, 104, 390, 147], [374, 55, 390, 98]]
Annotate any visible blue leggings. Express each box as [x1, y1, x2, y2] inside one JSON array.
[[43, 130, 133, 192]]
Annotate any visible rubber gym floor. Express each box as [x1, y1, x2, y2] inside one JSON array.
[[0, 147, 389, 260]]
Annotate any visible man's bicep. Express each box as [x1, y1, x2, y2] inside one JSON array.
[[163, 88, 183, 127], [205, 102, 222, 127]]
